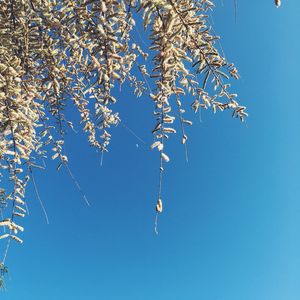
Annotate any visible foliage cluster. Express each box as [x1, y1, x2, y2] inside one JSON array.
[[0, 0, 247, 276]]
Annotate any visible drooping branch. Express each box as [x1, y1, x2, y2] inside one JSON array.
[[0, 0, 247, 270]]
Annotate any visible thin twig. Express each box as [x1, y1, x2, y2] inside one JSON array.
[[64, 164, 91, 207], [29, 165, 49, 224], [154, 213, 159, 235], [234, 0, 238, 23], [100, 150, 104, 167], [121, 122, 146, 145]]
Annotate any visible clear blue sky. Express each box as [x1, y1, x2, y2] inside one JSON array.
[[2, 1, 300, 299]]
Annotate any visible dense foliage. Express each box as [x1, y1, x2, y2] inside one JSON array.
[[0, 0, 249, 280]]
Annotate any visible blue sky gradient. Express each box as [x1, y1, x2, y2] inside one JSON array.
[[1, 1, 300, 299]]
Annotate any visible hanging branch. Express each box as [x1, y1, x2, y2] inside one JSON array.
[[0, 0, 247, 268]]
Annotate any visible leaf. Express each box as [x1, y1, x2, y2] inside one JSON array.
[[156, 198, 163, 213], [163, 127, 176, 134], [203, 70, 211, 89], [13, 212, 25, 218], [10, 235, 23, 244], [150, 141, 161, 150], [182, 119, 193, 125], [52, 153, 59, 160], [0, 234, 10, 240], [15, 205, 26, 213], [152, 123, 161, 134], [0, 220, 11, 227], [161, 153, 170, 163]]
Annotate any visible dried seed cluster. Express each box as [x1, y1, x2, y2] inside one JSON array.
[[0, 0, 246, 267]]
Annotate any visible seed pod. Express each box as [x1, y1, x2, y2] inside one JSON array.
[[52, 153, 59, 160], [163, 117, 174, 124], [150, 141, 161, 150], [157, 143, 164, 151], [152, 123, 161, 134], [0, 234, 10, 240], [150, 93, 157, 100], [182, 119, 193, 126], [11, 222, 24, 232], [0, 221, 10, 227], [182, 134, 188, 145], [14, 196, 25, 205], [100, 1, 107, 12], [112, 72, 120, 80], [156, 198, 163, 213], [161, 153, 170, 162], [163, 127, 176, 134], [10, 235, 23, 244], [13, 212, 25, 218], [163, 106, 171, 113]]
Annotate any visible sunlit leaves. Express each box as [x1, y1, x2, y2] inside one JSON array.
[[0, 0, 246, 263]]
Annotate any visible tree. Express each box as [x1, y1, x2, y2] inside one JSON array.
[[0, 0, 248, 284]]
